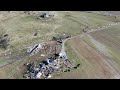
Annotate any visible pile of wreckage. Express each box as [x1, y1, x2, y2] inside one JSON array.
[[23, 53, 80, 79]]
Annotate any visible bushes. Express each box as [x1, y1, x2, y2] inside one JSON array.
[[52, 36, 57, 41]]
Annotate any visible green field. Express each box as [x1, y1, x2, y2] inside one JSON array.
[[65, 41, 80, 64]]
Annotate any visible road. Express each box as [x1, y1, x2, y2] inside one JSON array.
[[59, 22, 120, 59]]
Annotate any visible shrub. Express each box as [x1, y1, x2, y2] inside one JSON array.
[[0, 35, 10, 49]]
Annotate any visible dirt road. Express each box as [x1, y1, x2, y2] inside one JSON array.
[[60, 22, 120, 59]]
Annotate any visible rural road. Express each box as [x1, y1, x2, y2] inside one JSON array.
[[60, 22, 120, 59]]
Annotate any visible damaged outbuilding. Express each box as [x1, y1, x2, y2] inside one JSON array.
[[27, 43, 47, 56]]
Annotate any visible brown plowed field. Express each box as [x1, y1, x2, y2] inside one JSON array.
[[54, 37, 120, 79]]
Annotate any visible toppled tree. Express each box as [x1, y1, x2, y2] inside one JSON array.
[[0, 34, 10, 49]]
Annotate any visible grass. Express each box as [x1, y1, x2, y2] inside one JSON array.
[[1, 11, 120, 79], [109, 47, 120, 66], [55, 11, 119, 36], [65, 41, 80, 65], [0, 15, 58, 50], [1, 11, 118, 50], [0, 59, 8, 66]]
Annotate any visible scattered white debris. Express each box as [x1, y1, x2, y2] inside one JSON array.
[[9, 52, 11, 54], [27, 43, 45, 56], [59, 53, 63, 57], [47, 75, 52, 78], [41, 54, 45, 57], [63, 34, 66, 36], [36, 72, 42, 78]]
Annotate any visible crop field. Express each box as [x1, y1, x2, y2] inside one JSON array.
[[54, 25, 120, 79], [54, 35, 120, 79], [90, 25, 120, 67]]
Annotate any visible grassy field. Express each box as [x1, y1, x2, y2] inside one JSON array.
[[0, 11, 119, 49], [0, 11, 120, 79], [55, 11, 120, 35], [65, 41, 80, 64]]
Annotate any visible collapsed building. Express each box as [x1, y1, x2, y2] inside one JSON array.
[[27, 43, 47, 56]]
